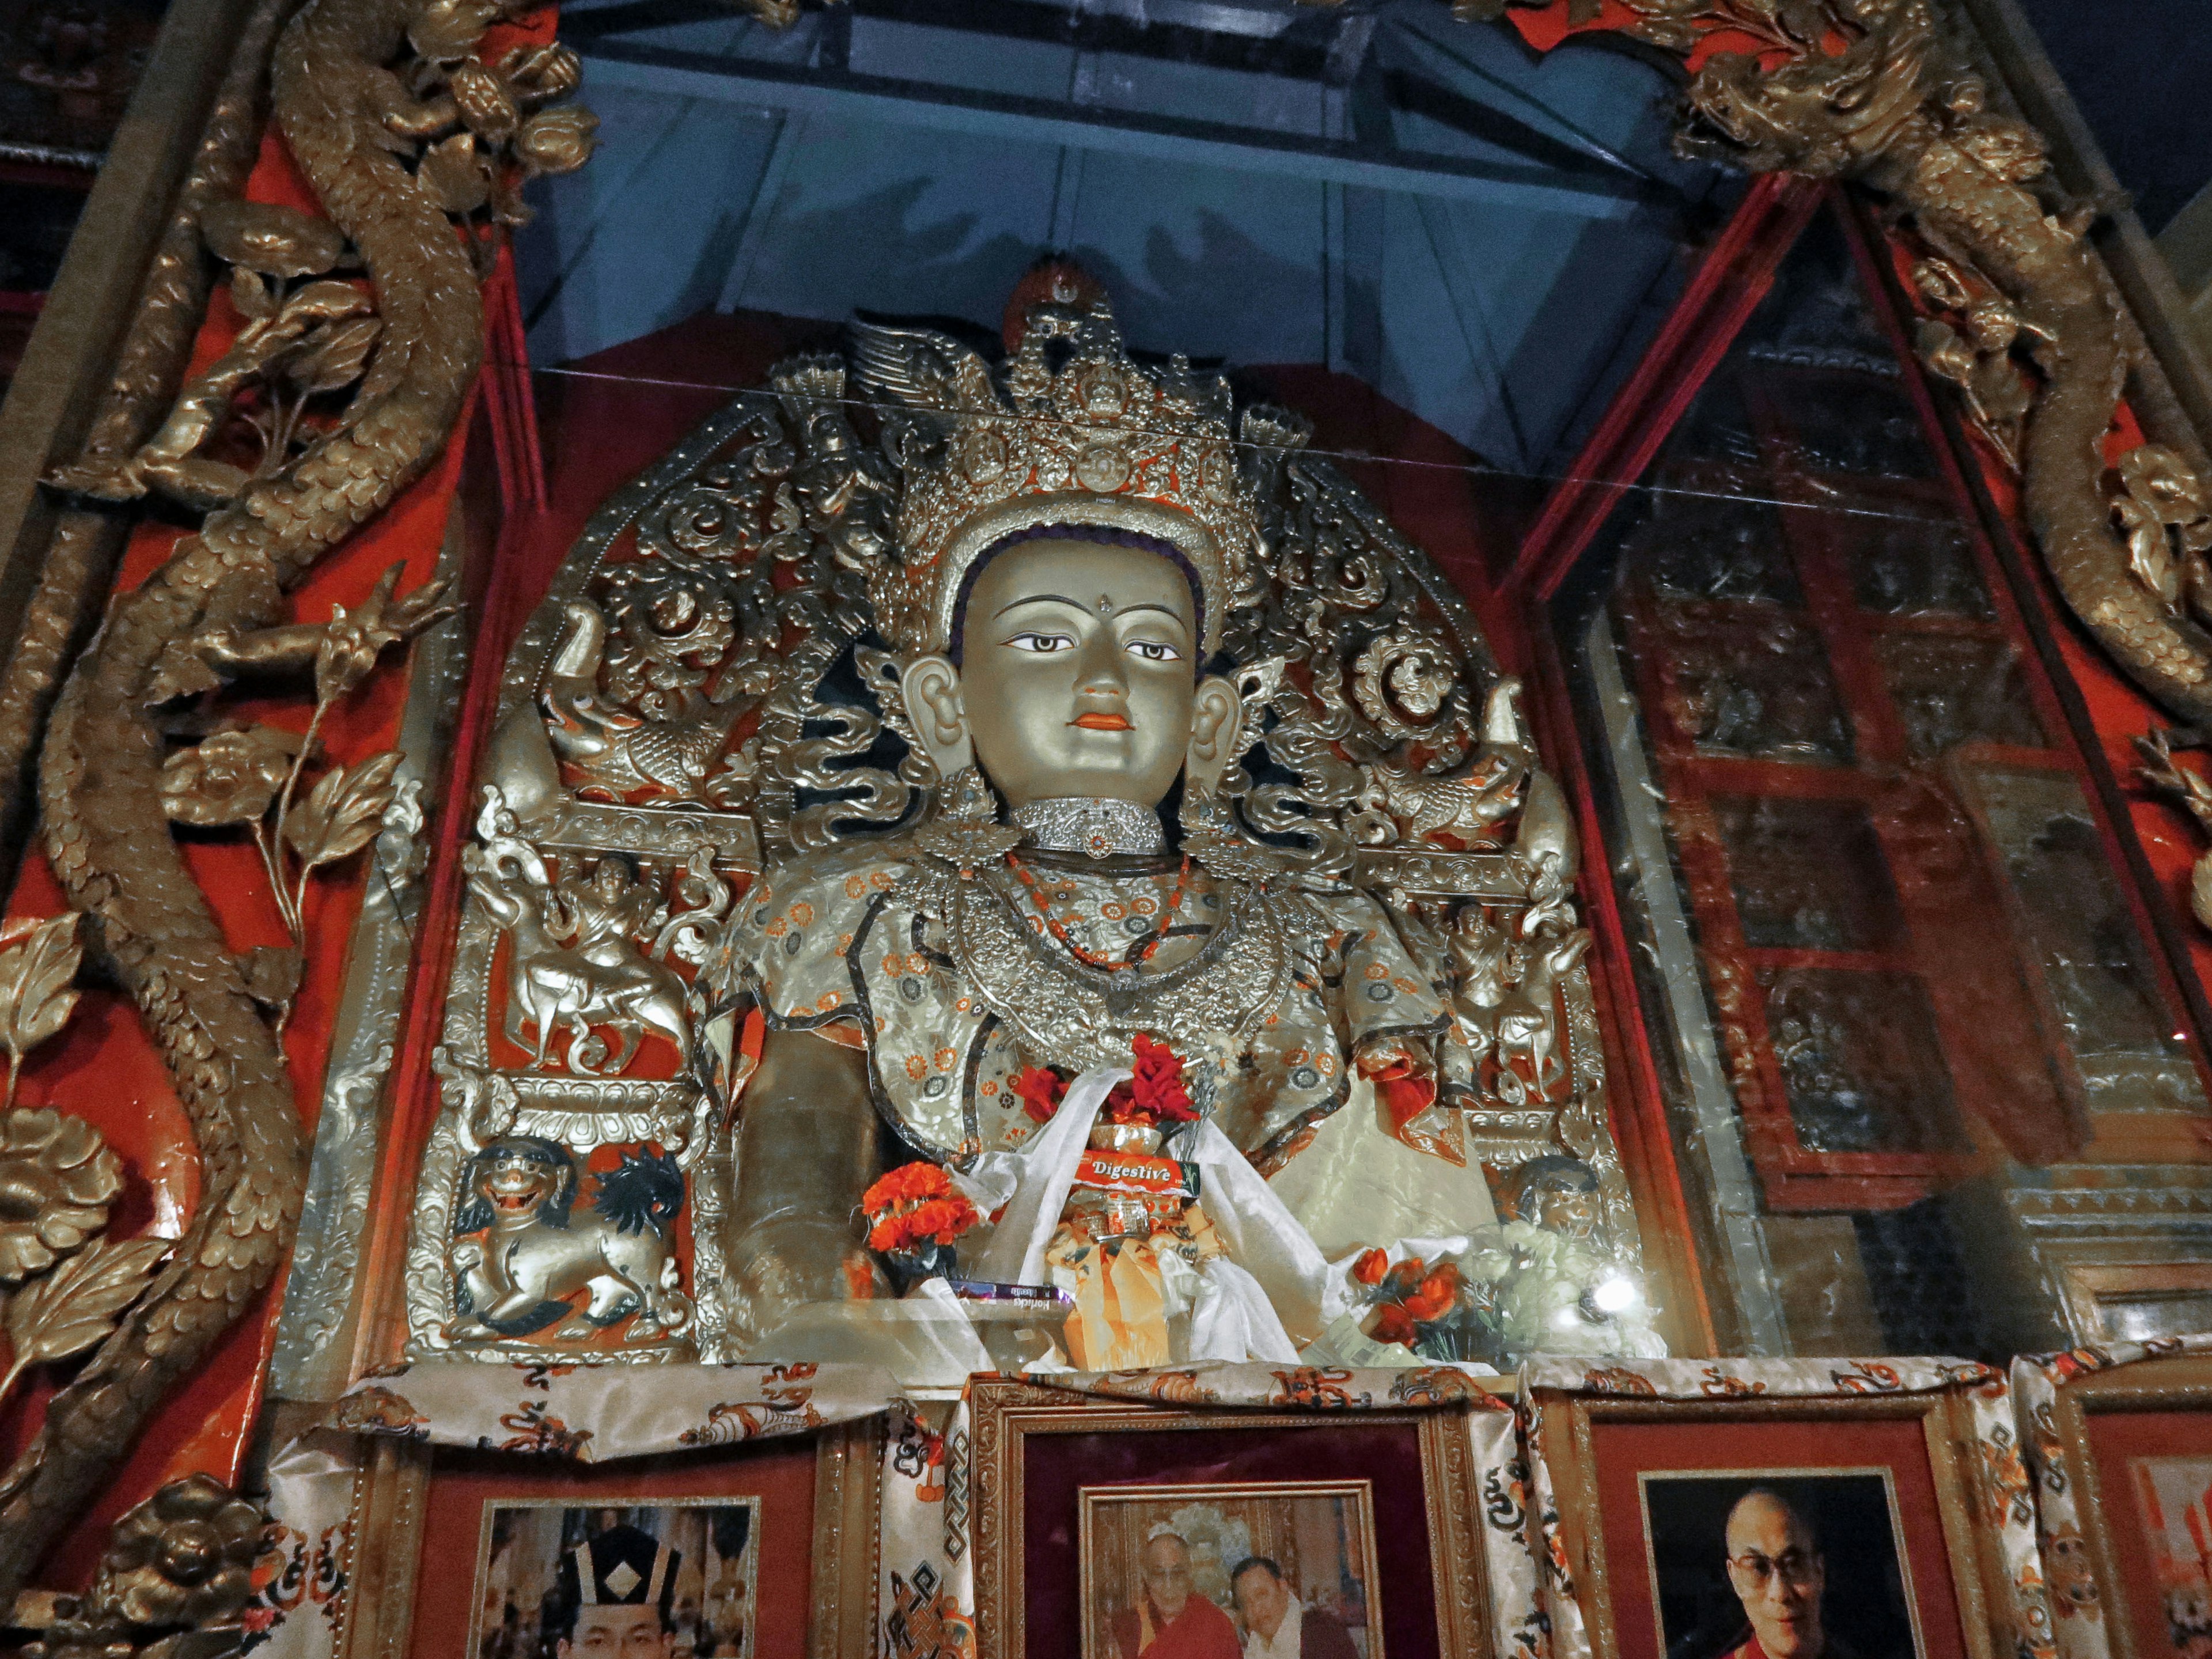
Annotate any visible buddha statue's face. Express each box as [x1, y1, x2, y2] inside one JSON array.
[[902, 537, 1240, 810]]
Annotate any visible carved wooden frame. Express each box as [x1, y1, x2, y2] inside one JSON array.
[[1531, 1387, 2015, 1659], [2032, 1350, 2212, 1659], [968, 1377, 1497, 1659], [331, 1416, 882, 1659]]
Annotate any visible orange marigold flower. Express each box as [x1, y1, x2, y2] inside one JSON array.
[[1370, 1304, 1416, 1347], [861, 1162, 979, 1255], [1401, 1265, 1461, 1323], [863, 1161, 951, 1212]]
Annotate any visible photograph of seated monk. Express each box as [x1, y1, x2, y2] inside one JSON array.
[[469, 1499, 759, 1659], [1642, 1475, 1918, 1659], [1114, 1532, 1245, 1659], [1082, 1484, 1381, 1659]]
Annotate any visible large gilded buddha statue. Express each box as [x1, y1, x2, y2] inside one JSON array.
[[409, 269, 1659, 1373]]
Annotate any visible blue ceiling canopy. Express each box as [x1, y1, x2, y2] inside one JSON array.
[[515, 0, 1738, 476]]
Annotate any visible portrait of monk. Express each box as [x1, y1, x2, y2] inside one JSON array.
[[1231, 1556, 1359, 1659], [1112, 1532, 1243, 1659], [1713, 1488, 1828, 1659], [1650, 1476, 1915, 1659]]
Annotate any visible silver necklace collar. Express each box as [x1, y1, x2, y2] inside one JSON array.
[[1012, 797, 1167, 859]]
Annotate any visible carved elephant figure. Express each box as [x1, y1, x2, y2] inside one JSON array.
[[444, 1135, 694, 1344]]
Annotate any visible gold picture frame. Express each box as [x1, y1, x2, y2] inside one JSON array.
[[1532, 1386, 2018, 1659], [2028, 1349, 2212, 1659], [331, 1416, 881, 1659], [969, 1377, 1500, 1659]]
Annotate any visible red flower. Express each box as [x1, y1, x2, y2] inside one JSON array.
[[1103, 1033, 1198, 1126], [1012, 1066, 1068, 1124], [1351, 1249, 1388, 1286], [1384, 1255, 1429, 1297], [1401, 1264, 1461, 1323], [1370, 1304, 1416, 1346]]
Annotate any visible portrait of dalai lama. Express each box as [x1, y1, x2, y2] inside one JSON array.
[[1112, 1532, 1243, 1659]]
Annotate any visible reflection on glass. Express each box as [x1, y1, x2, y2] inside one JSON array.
[[1711, 797, 1902, 952], [1658, 609, 1853, 763], [1874, 635, 2043, 757], [1762, 968, 1965, 1154], [1956, 766, 2209, 1114], [1775, 374, 1936, 478], [1556, 198, 2209, 1358], [1644, 495, 1800, 603], [1849, 520, 1991, 618]]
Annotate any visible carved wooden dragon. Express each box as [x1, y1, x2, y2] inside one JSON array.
[[7, 0, 589, 1598], [1665, 0, 2212, 726]]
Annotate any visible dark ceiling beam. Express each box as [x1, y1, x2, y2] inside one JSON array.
[[573, 38, 1666, 219], [560, 0, 1342, 72]]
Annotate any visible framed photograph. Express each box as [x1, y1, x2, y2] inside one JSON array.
[[970, 1375, 1522, 1659], [1529, 1369, 2029, 1659], [334, 1417, 880, 1659], [466, 1497, 762, 1657], [1077, 1480, 1384, 1659], [2017, 1346, 2212, 1659], [1637, 1469, 1923, 1659]]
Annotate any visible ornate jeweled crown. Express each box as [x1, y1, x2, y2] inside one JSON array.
[[849, 282, 1260, 658]]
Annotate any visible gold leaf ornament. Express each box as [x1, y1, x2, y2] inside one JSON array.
[[226, 264, 274, 323], [418, 132, 493, 216], [199, 199, 345, 278], [282, 751, 404, 870], [289, 313, 383, 396], [517, 104, 600, 176], [3, 1236, 169, 1387], [0, 1108, 123, 1282], [0, 916, 82, 1109]]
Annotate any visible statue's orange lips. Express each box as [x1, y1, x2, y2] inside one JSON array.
[[1071, 713, 1132, 730]]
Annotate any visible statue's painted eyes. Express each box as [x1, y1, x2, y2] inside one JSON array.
[[1125, 639, 1184, 662], [1003, 631, 1076, 653]]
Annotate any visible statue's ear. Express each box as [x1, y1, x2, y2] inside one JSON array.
[[900, 654, 973, 779], [1184, 675, 1243, 797]]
